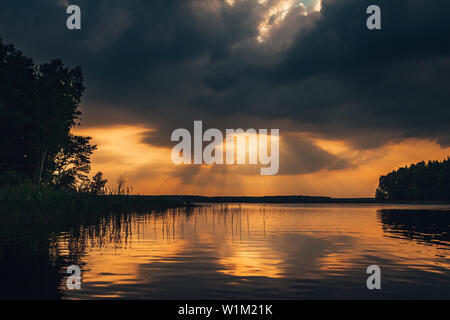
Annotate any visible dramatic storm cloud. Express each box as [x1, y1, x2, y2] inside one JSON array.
[[1, 0, 449, 195]]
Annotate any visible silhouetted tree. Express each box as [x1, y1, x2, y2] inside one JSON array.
[[89, 171, 108, 195], [53, 134, 97, 191], [0, 39, 91, 189], [0, 39, 36, 183], [376, 158, 450, 201], [33, 60, 84, 184], [116, 173, 128, 196]]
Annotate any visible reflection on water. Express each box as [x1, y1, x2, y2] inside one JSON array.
[[379, 209, 450, 248], [1, 204, 450, 299]]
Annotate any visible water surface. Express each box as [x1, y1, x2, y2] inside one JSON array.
[[2, 204, 450, 299], [64, 204, 450, 299]]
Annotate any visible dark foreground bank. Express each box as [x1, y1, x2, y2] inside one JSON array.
[[0, 184, 187, 218]]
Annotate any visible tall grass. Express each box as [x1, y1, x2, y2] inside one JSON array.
[[0, 182, 185, 219]]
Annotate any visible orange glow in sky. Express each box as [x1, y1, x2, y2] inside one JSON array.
[[73, 125, 450, 198]]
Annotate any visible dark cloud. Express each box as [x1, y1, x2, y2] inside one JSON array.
[[1, 0, 449, 175], [190, 0, 450, 149], [279, 133, 351, 175]]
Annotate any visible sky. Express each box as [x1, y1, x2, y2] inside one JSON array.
[[1, 0, 449, 197]]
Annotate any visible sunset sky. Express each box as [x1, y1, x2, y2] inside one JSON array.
[[1, 0, 449, 197]]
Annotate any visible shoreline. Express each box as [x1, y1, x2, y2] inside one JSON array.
[[138, 195, 450, 205]]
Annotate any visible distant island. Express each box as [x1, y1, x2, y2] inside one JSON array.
[[152, 195, 375, 204], [376, 158, 450, 201]]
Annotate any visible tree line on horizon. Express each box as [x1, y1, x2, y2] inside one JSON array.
[[0, 39, 107, 194], [376, 158, 450, 201]]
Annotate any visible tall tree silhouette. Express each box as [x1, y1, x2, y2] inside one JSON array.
[[0, 40, 36, 181], [53, 134, 97, 191], [0, 39, 95, 188], [33, 60, 85, 183], [89, 171, 108, 195]]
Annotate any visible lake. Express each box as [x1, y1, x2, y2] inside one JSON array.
[[1, 203, 450, 299]]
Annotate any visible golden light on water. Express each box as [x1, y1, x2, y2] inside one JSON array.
[[61, 204, 450, 299]]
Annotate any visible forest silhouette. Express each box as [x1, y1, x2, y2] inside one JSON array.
[[376, 158, 450, 201], [0, 38, 106, 192]]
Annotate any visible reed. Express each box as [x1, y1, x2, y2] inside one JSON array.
[[0, 182, 185, 219]]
